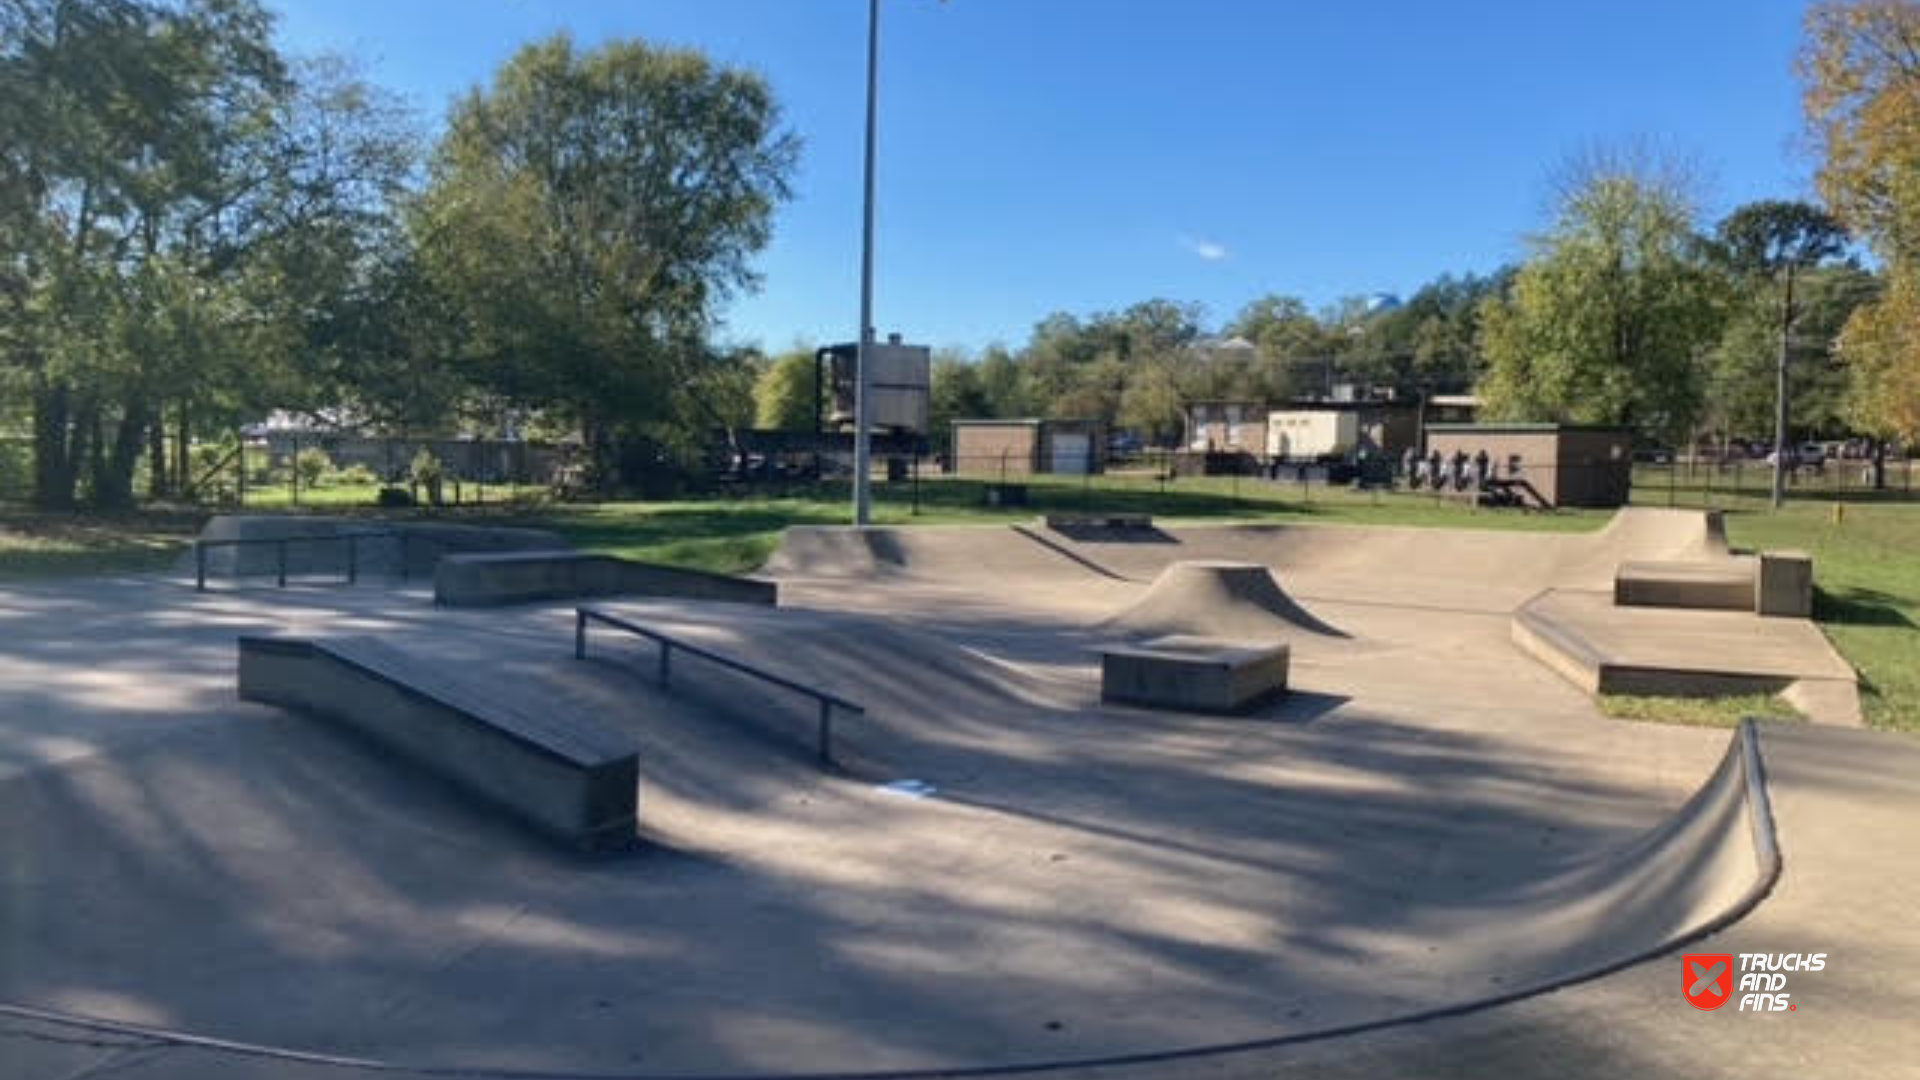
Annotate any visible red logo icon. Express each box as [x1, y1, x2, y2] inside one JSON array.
[[1684, 953, 1735, 1010]]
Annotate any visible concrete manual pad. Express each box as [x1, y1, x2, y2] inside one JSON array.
[[1101, 634, 1289, 713]]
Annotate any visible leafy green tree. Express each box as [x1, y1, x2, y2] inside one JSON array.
[[753, 349, 818, 431], [1714, 200, 1852, 503], [414, 34, 798, 490], [1478, 168, 1725, 442], [927, 350, 990, 455], [1800, 0, 1920, 451]]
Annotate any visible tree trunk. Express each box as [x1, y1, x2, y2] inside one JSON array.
[[90, 398, 148, 509], [30, 383, 77, 509], [176, 405, 192, 497], [148, 400, 169, 499]]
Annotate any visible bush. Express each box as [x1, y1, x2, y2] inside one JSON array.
[[294, 447, 333, 488], [376, 486, 415, 508], [328, 463, 377, 486], [408, 449, 443, 486]]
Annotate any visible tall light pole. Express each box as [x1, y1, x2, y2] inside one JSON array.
[[851, 0, 881, 525]]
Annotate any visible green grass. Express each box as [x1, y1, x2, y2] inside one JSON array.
[[1718, 501, 1920, 733], [1599, 692, 1805, 728], [471, 476, 1611, 576], [0, 506, 203, 580]]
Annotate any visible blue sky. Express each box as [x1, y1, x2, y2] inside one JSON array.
[[272, 0, 1817, 352]]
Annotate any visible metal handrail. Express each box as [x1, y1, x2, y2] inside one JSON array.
[[573, 606, 860, 766], [192, 530, 442, 591]]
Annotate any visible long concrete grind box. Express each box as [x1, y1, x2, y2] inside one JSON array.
[[434, 550, 777, 608], [238, 636, 639, 851], [1101, 635, 1289, 713]]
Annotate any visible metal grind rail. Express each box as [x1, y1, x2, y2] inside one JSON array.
[[573, 606, 859, 766], [193, 531, 443, 591]]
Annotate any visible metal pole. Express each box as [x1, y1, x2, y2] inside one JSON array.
[[852, 0, 881, 526], [276, 539, 287, 588], [818, 701, 835, 766], [1771, 266, 1794, 510], [574, 610, 587, 660], [196, 542, 206, 592]]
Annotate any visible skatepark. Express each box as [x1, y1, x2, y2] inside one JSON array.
[[0, 508, 1914, 1079]]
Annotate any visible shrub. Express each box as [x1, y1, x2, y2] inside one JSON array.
[[328, 463, 377, 486], [376, 486, 415, 508], [294, 447, 333, 488], [408, 449, 443, 486]]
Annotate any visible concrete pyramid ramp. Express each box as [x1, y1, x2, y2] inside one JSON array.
[[1106, 560, 1347, 640]]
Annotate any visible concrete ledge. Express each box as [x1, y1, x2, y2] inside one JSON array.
[[1044, 513, 1154, 530], [237, 636, 639, 850], [1512, 589, 1860, 724], [1757, 550, 1813, 618], [1614, 559, 1756, 612], [434, 551, 777, 608], [1101, 635, 1289, 713]]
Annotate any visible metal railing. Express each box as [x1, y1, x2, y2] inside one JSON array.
[[573, 606, 860, 767], [192, 530, 442, 591]]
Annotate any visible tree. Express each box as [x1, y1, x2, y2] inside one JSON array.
[[1801, 0, 1920, 451], [1478, 164, 1725, 442], [1715, 200, 1851, 504], [753, 349, 818, 431], [414, 33, 798, 490], [927, 351, 990, 455], [1, 2, 415, 507]]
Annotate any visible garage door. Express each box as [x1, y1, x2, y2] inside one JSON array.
[[1051, 432, 1091, 475]]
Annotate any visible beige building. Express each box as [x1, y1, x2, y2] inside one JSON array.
[[1423, 423, 1634, 508], [951, 419, 1104, 476]]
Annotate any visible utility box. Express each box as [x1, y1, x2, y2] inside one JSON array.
[[820, 336, 931, 434], [1266, 410, 1361, 461]]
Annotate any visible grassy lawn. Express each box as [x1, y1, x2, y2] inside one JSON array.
[[1599, 692, 1805, 728], [0, 506, 203, 580], [1718, 502, 1920, 733], [485, 476, 1610, 576]]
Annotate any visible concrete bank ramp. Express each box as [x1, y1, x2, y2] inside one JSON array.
[[1419, 719, 1775, 978], [1105, 560, 1347, 640]]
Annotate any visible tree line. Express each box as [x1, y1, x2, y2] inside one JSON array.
[[2, 0, 794, 508], [758, 2, 1920, 466], [8, 0, 1920, 510]]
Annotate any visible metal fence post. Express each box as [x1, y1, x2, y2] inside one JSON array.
[[575, 610, 587, 659], [818, 701, 834, 766], [276, 539, 287, 588], [196, 543, 207, 592], [658, 640, 672, 687], [346, 535, 359, 585]]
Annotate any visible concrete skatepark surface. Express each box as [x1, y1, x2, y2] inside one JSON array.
[[0, 509, 1907, 1078]]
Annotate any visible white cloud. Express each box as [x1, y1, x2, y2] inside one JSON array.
[[1180, 234, 1229, 262]]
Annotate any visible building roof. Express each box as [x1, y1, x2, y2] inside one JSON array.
[[1425, 422, 1634, 434]]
